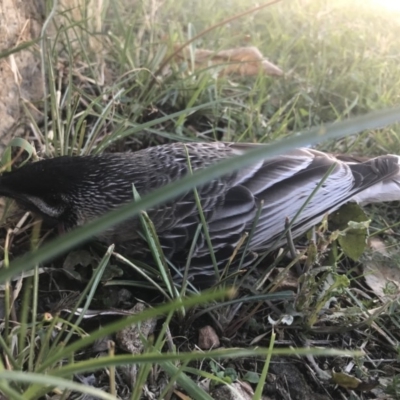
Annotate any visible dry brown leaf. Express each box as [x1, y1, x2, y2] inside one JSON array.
[[198, 325, 220, 350], [363, 237, 400, 299], [174, 390, 192, 400], [269, 267, 299, 291], [115, 302, 157, 354], [332, 370, 379, 392], [171, 45, 283, 77]]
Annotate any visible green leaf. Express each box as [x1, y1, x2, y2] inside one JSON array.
[[338, 231, 367, 261], [243, 371, 260, 383], [224, 367, 238, 382], [330, 203, 369, 261], [330, 203, 368, 229], [210, 360, 219, 374]]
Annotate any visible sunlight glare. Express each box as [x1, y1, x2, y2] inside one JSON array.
[[371, 0, 400, 11]]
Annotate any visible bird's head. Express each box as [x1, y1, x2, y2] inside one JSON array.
[[0, 154, 140, 233], [0, 157, 93, 229]]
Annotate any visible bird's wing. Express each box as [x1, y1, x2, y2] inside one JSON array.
[[338, 154, 400, 204], [120, 143, 400, 284], [140, 145, 312, 250], [181, 145, 400, 258], [141, 147, 335, 270]]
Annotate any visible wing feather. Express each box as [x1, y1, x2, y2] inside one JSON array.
[[112, 143, 400, 284]]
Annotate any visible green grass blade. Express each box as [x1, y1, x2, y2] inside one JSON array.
[[0, 371, 118, 400], [161, 361, 213, 400], [35, 289, 233, 373]]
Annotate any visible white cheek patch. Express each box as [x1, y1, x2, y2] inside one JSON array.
[[25, 195, 63, 218]]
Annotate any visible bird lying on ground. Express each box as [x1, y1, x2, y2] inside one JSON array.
[[0, 142, 399, 286]]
